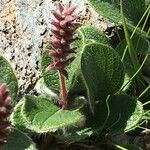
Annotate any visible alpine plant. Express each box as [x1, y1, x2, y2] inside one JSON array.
[[0, 84, 12, 146], [47, 2, 81, 109]]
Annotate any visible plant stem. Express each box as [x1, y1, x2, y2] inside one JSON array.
[[59, 70, 68, 109]]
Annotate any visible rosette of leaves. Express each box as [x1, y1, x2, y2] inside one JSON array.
[[9, 2, 146, 147]]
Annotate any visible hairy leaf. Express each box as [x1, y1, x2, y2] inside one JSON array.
[[11, 100, 31, 133], [81, 43, 124, 112], [86, 95, 143, 134], [22, 95, 84, 133]]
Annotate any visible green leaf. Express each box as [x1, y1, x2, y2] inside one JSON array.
[[11, 100, 31, 133], [79, 26, 109, 45], [0, 54, 18, 103], [87, 95, 143, 134], [124, 100, 143, 132], [68, 26, 109, 93], [22, 95, 84, 133], [3, 129, 36, 150], [41, 46, 59, 89], [87, 0, 146, 26], [81, 43, 124, 112]]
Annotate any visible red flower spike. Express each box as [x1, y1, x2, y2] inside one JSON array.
[[46, 2, 81, 109], [0, 84, 12, 146]]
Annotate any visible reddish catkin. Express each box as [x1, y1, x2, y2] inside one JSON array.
[[47, 2, 81, 109], [0, 84, 13, 146]]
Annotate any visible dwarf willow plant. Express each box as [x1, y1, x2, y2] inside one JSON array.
[[0, 1, 149, 150]]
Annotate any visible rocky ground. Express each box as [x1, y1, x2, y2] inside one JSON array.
[[0, 0, 107, 95]]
